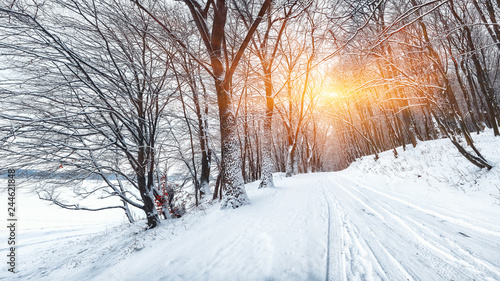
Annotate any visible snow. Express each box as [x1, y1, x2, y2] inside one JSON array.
[[1, 132, 500, 280]]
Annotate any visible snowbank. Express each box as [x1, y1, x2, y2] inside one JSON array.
[[343, 130, 500, 225]]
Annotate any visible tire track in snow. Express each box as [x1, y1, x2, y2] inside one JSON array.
[[339, 178, 477, 279], [322, 183, 398, 281], [342, 177, 500, 279], [320, 180, 341, 281], [326, 175, 421, 280], [321, 177, 398, 281], [326, 175, 467, 279], [339, 175, 500, 238], [342, 176, 500, 277], [326, 174, 500, 280], [381, 202, 500, 278]]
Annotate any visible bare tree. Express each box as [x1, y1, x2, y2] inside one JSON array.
[[233, 0, 312, 188], [0, 0, 176, 228], [133, 0, 272, 208], [274, 8, 324, 177]]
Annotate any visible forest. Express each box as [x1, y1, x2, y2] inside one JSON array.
[[1, 0, 499, 229]]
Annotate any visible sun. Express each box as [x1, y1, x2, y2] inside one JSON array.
[[322, 91, 340, 100], [317, 90, 342, 107]]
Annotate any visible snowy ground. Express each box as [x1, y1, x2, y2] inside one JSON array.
[[1, 133, 500, 280]]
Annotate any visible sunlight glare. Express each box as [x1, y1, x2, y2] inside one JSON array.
[[318, 89, 341, 107]]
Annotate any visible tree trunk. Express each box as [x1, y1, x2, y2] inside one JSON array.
[[217, 81, 249, 208], [199, 143, 211, 196], [259, 109, 274, 188], [448, 0, 500, 136], [285, 143, 296, 177], [138, 172, 160, 229], [122, 199, 134, 223], [259, 77, 275, 187], [193, 80, 212, 197]]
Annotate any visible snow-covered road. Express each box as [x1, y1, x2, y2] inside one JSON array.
[[2, 172, 500, 280], [93, 172, 500, 281], [320, 174, 500, 281]]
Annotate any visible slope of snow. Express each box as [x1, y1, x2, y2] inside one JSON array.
[[1, 132, 499, 280], [345, 131, 500, 224]]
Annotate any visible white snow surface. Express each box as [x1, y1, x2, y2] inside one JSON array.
[[1, 133, 500, 280]]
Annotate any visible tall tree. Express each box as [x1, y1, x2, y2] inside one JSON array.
[[235, 0, 310, 187], [134, 0, 272, 208]]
